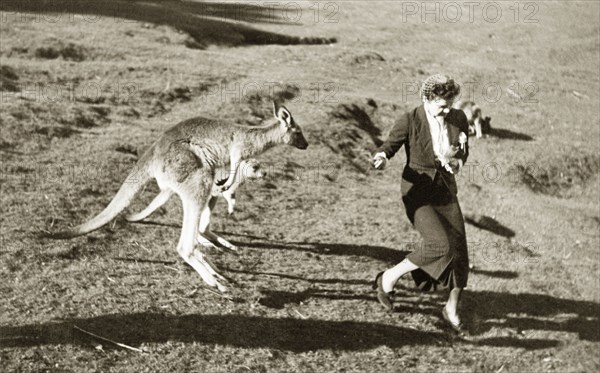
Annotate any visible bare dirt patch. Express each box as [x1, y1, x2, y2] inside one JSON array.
[[0, 65, 19, 91], [33, 39, 90, 62], [516, 153, 600, 198]]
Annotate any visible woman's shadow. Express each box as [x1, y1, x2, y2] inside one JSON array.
[[463, 291, 600, 342]]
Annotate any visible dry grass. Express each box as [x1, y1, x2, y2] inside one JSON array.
[[1, 1, 599, 372]]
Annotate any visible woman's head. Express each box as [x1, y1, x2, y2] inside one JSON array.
[[421, 74, 461, 115]]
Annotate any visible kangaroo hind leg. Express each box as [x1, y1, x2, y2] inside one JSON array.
[[175, 171, 228, 293], [196, 196, 218, 249]]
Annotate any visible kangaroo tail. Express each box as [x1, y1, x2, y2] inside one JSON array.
[[50, 162, 153, 239]]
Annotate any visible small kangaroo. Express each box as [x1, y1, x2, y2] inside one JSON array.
[[217, 159, 264, 215], [197, 159, 265, 251], [50, 102, 307, 292], [125, 158, 264, 251]]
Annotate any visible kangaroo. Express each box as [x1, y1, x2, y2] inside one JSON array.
[[453, 100, 490, 138], [125, 158, 264, 251], [50, 102, 308, 293]]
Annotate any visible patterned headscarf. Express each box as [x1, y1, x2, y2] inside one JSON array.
[[421, 74, 461, 100]]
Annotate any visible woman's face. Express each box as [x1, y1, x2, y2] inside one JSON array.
[[425, 95, 454, 116]]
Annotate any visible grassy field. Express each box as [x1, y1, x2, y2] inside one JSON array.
[[1, 1, 599, 372]]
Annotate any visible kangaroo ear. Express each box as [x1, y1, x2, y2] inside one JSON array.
[[275, 104, 292, 127], [273, 101, 281, 118]]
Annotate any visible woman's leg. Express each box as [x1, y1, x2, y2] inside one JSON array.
[[381, 258, 419, 293], [444, 287, 463, 324]]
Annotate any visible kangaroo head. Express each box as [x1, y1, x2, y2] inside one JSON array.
[[240, 158, 265, 180], [273, 101, 308, 150]]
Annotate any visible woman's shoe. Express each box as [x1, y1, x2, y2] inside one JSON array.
[[442, 307, 468, 337], [373, 271, 394, 311]]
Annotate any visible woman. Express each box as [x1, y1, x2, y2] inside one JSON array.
[[372, 74, 470, 333]]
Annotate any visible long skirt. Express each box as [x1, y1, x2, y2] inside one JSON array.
[[402, 172, 469, 291]]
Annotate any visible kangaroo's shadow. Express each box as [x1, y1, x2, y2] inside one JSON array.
[[488, 128, 534, 141], [229, 238, 410, 265], [130, 227, 409, 266], [0, 0, 336, 48]]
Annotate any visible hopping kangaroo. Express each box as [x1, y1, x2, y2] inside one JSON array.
[[453, 100, 490, 138], [125, 158, 265, 251], [52, 102, 308, 292]]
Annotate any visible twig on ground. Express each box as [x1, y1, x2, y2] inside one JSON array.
[[572, 90, 589, 99], [132, 241, 152, 254], [202, 287, 234, 301], [73, 325, 145, 353], [294, 309, 308, 319], [164, 265, 181, 273], [113, 257, 176, 265]]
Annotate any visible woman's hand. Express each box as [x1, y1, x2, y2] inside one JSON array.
[[447, 158, 464, 174], [373, 152, 388, 170]]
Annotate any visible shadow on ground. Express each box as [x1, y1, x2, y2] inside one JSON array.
[[257, 288, 378, 309], [465, 291, 600, 341], [470, 268, 519, 279], [0, 312, 558, 351], [0, 0, 336, 48], [464, 214, 516, 238], [231, 238, 410, 264], [488, 128, 534, 141], [253, 287, 599, 343], [222, 267, 372, 286]]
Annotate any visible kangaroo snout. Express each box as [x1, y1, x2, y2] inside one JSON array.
[[295, 136, 309, 149]]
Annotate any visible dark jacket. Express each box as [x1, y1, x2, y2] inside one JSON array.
[[377, 105, 470, 198]]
